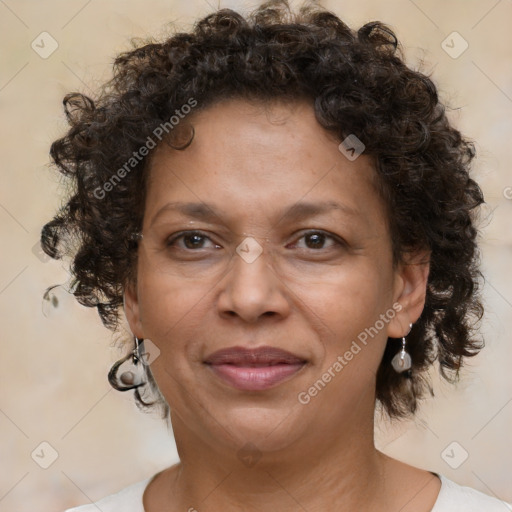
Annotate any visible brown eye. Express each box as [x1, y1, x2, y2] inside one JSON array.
[[304, 232, 327, 249], [182, 233, 207, 249], [291, 230, 341, 250], [167, 231, 219, 250]]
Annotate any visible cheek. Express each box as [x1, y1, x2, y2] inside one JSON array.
[[136, 266, 211, 352], [136, 271, 208, 406], [289, 260, 389, 331], [293, 260, 394, 386]]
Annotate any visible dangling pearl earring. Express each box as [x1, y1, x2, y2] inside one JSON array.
[[108, 337, 147, 390], [391, 323, 413, 373]]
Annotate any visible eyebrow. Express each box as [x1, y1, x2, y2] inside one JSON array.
[[149, 200, 361, 228], [149, 201, 223, 227], [278, 200, 360, 223]]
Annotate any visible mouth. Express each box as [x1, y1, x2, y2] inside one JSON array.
[[204, 346, 307, 391]]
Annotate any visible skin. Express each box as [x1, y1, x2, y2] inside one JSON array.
[[124, 99, 440, 511]]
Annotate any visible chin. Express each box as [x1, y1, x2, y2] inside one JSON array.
[[214, 405, 307, 452]]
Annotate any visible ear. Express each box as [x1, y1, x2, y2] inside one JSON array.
[[387, 249, 430, 339], [123, 280, 145, 339]]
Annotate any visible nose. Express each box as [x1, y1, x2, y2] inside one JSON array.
[[216, 245, 291, 324]]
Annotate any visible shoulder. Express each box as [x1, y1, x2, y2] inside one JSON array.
[[432, 474, 512, 512], [63, 476, 152, 512]]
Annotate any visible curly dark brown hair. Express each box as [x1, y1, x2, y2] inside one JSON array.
[[41, 0, 485, 419]]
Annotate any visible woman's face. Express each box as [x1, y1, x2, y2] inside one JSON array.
[[125, 99, 425, 460]]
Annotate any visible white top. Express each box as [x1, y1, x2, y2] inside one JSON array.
[[64, 473, 512, 511]]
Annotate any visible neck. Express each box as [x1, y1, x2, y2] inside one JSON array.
[[160, 409, 389, 511]]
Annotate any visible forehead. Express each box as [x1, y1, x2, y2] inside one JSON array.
[[144, 99, 385, 228]]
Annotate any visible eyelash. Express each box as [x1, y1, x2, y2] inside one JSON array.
[[166, 230, 346, 252]]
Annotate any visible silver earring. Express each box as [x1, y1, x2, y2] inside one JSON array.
[[108, 337, 147, 391], [391, 323, 413, 373]]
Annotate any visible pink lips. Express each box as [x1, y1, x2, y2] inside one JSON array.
[[204, 346, 307, 391]]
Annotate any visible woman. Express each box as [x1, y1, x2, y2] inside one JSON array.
[[42, 1, 511, 510]]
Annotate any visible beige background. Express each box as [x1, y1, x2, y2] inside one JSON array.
[[1, 0, 511, 510]]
